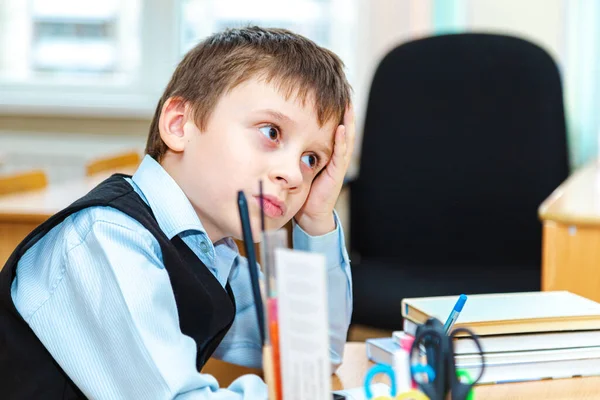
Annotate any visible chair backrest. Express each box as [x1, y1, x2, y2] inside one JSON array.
[[350, 33, 569, 268], [85, 151, 141, 176], [0, 170, 48, 196]]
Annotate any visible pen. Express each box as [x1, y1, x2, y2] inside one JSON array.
[[237, 190, 266, 345], [443, 294, 468, 334]]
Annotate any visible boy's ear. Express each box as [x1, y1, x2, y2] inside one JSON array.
[[158, 97, 190, 153]]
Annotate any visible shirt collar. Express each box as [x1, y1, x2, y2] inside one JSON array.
[[131, 155, 206, 240]]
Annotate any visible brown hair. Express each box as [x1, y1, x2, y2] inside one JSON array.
[[146, 26, 352, 161]]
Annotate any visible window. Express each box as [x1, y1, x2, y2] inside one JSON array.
[[30, 1, 130, 75], [0, 0, 357, 117]]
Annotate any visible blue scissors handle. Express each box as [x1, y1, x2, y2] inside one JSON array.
[[363, 364, 397, 399]]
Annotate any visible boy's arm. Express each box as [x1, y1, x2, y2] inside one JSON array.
[[12, 210, 267, 400], [214, 211, 351, 372]]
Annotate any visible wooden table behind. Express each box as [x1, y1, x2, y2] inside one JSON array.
[[539, 161, 600, 303], [0, 169, 135, 266]]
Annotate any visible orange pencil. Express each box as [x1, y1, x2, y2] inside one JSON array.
[[267, 298, 282, 400]]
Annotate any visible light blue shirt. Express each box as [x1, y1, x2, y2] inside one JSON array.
[[10, 155, 353, 400]]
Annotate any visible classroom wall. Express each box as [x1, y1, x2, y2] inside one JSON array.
[[466, 0, 564, 62]]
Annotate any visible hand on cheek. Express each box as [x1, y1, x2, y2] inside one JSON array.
[[294, 105, 356, 236]]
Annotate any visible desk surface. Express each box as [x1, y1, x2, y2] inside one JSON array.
[[203, 342, 600, 399], [337, 343, 600, 399], [539, 161, 600, 226], [0, 168, 135, 223]]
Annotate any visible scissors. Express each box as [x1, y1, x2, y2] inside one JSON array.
[[409, 317, 485, 400], [363, 364, 430, 400]]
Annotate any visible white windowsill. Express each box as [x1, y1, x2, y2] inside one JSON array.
[[0, 89, 159, 118]]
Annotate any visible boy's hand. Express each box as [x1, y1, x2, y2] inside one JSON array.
[[295, 105, 356, 236]]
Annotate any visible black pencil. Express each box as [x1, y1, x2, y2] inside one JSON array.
[[237, 190, 266, 345], [259, 180, 266, 232]]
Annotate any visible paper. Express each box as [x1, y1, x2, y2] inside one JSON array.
[[275, 248, 330, 400]]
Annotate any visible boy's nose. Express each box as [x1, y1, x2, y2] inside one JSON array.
[[270, 160, 303, 191]]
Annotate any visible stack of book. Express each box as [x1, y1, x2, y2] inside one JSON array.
[[367, 291, 600, 384]]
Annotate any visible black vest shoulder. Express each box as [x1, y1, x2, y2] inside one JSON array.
[[0, 174, 236, 399]]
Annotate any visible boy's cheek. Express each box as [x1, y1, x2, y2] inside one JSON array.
[[292, 191, 311, 214]]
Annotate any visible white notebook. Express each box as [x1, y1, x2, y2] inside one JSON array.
[[399, 320, 600, 354], [456, 346, 600, 366], [458, 356, 600, 384]]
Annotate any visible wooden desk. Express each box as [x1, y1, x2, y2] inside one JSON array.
[[0, 168, 135, 266], [204, 342, 600, 399], [539, 161, 600, 303]]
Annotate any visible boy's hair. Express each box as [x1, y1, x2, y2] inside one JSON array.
[[146, 26, 352, 161]]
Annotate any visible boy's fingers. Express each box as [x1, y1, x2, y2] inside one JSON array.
[[330, 125, 346, 171], [323, 106, 354, 183], [340, 125, 347, 158], [343, 105, 356, 164]]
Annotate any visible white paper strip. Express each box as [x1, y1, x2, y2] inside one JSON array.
[[275, 248, 330, 400]]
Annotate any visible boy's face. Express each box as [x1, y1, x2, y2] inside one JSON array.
[[161, 78, 337, 242]]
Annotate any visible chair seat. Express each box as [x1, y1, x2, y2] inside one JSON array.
[[351, 259, 540, 330]]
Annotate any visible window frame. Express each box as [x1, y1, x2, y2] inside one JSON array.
[[0, 0, 179, 118]]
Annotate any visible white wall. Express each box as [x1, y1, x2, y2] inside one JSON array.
[[467, 0, 564, 64]]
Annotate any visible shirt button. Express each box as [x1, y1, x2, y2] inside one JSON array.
[[200, 241, 209, 253]]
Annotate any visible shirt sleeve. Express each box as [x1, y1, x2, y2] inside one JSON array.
[[12, 210, 267, 400], [291, 210, 353, 370], [214, 211, 352, 372]]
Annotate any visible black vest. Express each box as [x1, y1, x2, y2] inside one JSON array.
[[0, 175, 236, 399]]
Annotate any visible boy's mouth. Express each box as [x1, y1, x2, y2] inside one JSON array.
[[254, 195, 285, 218]]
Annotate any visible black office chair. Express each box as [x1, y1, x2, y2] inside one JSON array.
[[350, 33, 570, 330]]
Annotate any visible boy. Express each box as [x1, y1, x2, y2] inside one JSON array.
[[0, 27, 354, 399]]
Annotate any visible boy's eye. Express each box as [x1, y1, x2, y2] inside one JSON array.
[[301, 154, 318, 169], [259, 125, 280, 142]]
